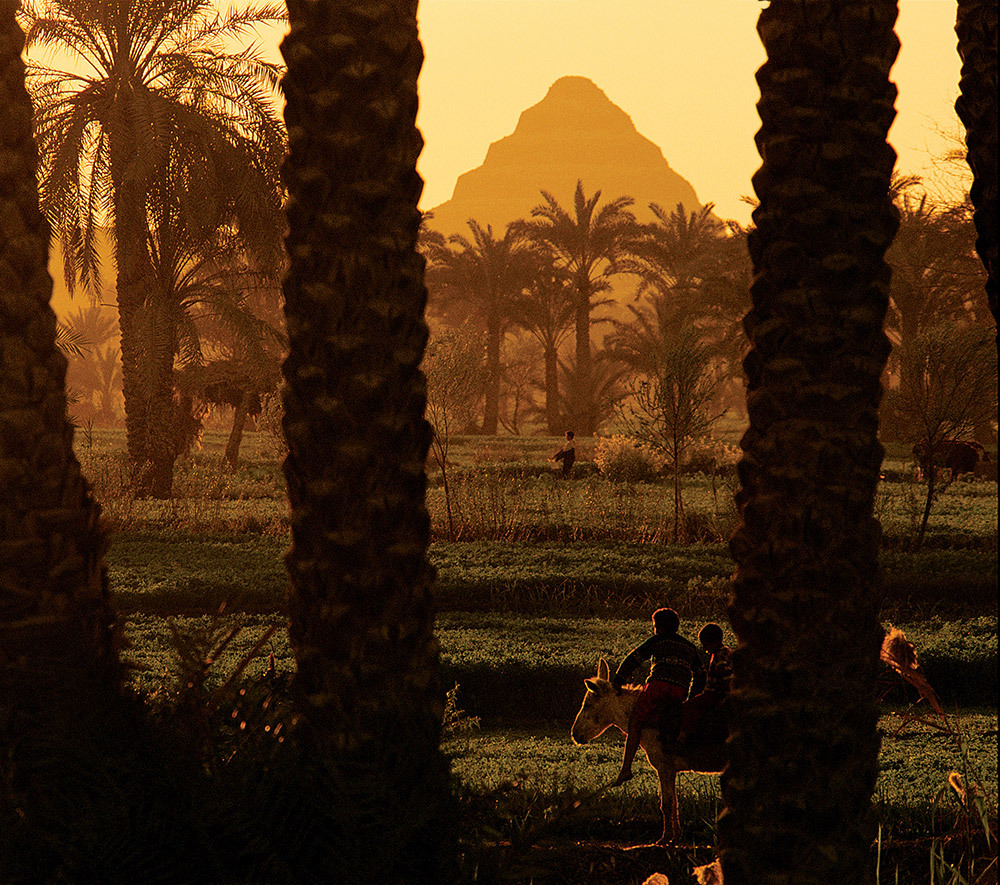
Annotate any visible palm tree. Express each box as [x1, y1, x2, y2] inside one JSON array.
[[2, 0, 119, 696], [955, 0, 997, 330], [136, 152, 283, 495], [518, 181, 636, 435], [886, 185, 980, 403], [21, 0, 285, 493], [425, 219, 536, 434], [719, 2, 900, 882], [279, 0, 453, 879], [614, 203, 749, 415], [624, 202, 726, 323], [63, 301, 123, 423], [510, 259, 574, 434]]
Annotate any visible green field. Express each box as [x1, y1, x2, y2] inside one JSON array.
[[77, 429, 997, 882]]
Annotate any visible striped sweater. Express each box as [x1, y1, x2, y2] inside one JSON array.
[[613, 632, 707, 695]]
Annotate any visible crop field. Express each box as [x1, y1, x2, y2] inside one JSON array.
[[76, 428, 996, 883]]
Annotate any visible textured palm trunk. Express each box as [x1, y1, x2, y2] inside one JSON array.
[[574, 275, 593, 434], [1, 0, 119, 683], [484, 309, 501, 434], [545, 344, 560, 434], [143, 325, 179, 498], [280, 1, 453, 880], [110, 137, 155, 491], [0, 0, 127, 779], [719, 3, 899, 883], [955, 0, 998, 327]]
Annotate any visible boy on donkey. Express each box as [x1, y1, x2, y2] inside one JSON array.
[[610, 608, 706, 786], [677, 622, 732, 744]]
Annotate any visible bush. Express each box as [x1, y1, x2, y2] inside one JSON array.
[[683, 438, 741, 475], [593, 435, 663, 483]]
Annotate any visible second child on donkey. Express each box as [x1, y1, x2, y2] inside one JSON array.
[[610, 608, 706, 786], [678, 622, 732, 744]]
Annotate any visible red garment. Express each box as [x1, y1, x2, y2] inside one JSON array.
[[681, 689, 726, 735], [633, 680, 686, 726]]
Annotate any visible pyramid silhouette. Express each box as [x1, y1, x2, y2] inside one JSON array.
[[426, 76, 704, 237]]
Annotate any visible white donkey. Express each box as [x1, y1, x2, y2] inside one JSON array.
[[571, 658, 727, 844]]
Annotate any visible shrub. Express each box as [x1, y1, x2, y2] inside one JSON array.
[[683, 438, 741, 475], [593, 435, 663, 483]]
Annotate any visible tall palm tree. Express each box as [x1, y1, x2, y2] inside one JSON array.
[[279, 0, 453, 880], [135, 151, 283, 495], [510, 259, 574, 434], [719, 2, 900, 882], [426, 219, 536, 434], [955, 0, 998, 329], [21, 0, 285, 492], [518, 180, 636, 435], [1, 0, 118, 696]]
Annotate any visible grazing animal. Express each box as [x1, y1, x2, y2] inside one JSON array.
[[912, 439, 987, 480], [571, 659, 727, 844]]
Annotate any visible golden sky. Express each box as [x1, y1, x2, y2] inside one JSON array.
[[410, 0, 966, 223]]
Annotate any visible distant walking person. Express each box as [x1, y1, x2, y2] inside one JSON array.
[[611, 608, 706, 786], [552, 430, 576, 478]]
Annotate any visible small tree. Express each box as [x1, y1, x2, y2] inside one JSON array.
[[616, 327, 723, 541], [891, 322, 997, 548], [423, 328, 484, 539]]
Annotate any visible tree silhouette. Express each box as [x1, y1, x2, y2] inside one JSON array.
[[623, 202, 725, 325], [720, 3, 899, 882], [886, 183, 981, 407], [21, 0, 285, 494], [955, 0, 997, 330], [518, 180, 636, 435], [279, 0, 454, 878], [426, 219, 535, 434], [510, 256, 575, 434], [0, 9, 178, 875]]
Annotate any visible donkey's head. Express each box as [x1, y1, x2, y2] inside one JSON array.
[[571, 658, 627, 745]]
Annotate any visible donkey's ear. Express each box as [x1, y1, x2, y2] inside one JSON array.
[[598, 658, 610, 681], [584, 678, 599, 694]]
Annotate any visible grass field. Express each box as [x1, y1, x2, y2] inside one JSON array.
[[74, 427, 997, 883]]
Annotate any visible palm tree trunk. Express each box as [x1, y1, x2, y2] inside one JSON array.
[[955, 0, 998, 328], [280, 1, 454, 880], [0, 0, 120, 688], [720, 3, 899, 883], [223, 389, 250, 469], [545, 343, 560, 434], [484, 311, 501, 434], [144, 327, 178, 498], [110, 136, 155, 491], [574, 275, 593, 434], [0, 13, 167, 870]]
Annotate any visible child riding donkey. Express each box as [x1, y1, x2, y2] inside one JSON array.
[[678, 622, 732, 744], [610, 608, 706, 786]]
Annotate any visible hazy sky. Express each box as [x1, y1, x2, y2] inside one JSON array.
[[410, 0, 965, 223]]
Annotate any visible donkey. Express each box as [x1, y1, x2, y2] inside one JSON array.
[[571, 658, 728, 845]]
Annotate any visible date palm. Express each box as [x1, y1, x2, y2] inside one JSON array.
[[955, 0, 998, 329], [719, 2, 899, 882], [511, 259, 575, 434], [624, 202, 725, 324], [426, 219, 536, 434], [279, 0, 453, 879], [134, 150, 283, 495], [21, 0, 285, 492], [518, 181, 636, 435], [1, 0, 118, 697]]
